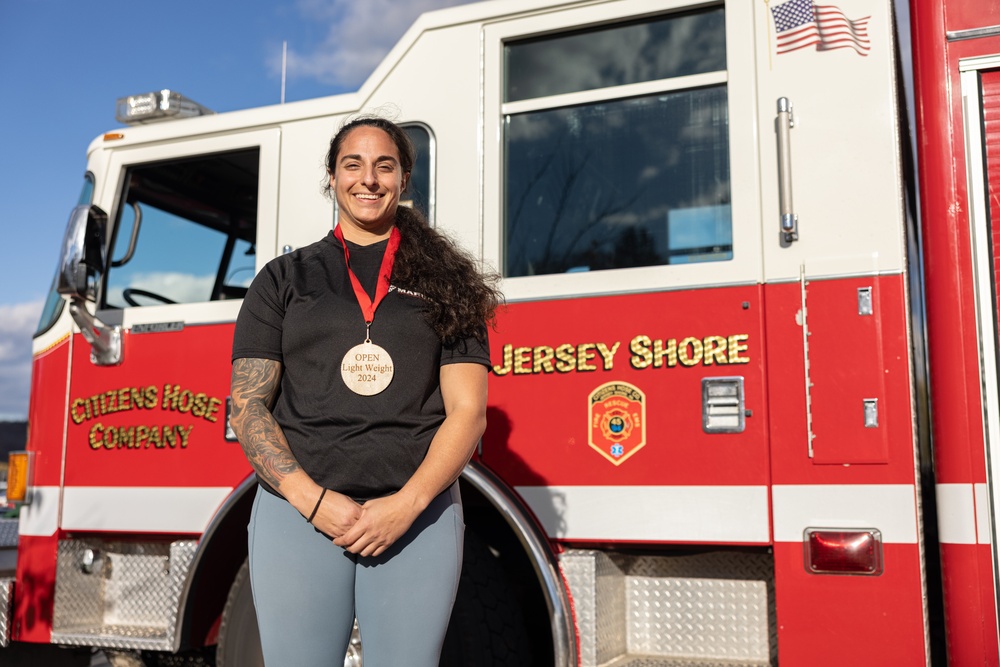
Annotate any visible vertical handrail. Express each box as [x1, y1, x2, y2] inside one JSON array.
[[777, 97, 799, 243]]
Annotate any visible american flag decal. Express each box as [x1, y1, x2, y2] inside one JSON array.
[[771, 0, 871, 56]]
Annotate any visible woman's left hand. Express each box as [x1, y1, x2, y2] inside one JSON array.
[[333, 492, 420, 557], [335, 363, 487, 557]]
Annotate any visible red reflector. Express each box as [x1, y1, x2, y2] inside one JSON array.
[[804, 529, 883, 575]]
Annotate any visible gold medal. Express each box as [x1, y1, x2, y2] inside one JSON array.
[[341, 341, 394, 396], [334, 225, 401, 396]]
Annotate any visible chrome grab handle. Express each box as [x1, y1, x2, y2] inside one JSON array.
[[777, 97, 798, 243]]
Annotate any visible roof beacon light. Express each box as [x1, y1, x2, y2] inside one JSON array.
[[115, 90, 214, 125], [804, 528, 883, 576]]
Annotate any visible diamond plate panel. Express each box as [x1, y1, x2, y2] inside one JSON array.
[[561, 550, 629, 667], [626, 551, 776, 665], [563, 549, 775, 667], [562, 551, 598, 667], [604, 657, 769, 667], [0, 577, 12, 647], [627, 577, 769, 661], [0, 520, 19, 548], [594, 552, 626, 665], [628, 551, 773, 580], [51, 539, 197, 650]]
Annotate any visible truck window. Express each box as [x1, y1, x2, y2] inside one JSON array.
[[402, 125, 433, 222], [103, 148, 259, 308], [502, 6, 731, 277]]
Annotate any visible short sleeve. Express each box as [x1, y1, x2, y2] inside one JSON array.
[[232, 262, 285, 363], [440, 327, 492, 368]]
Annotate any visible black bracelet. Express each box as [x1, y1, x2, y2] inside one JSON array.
[[306, 488, 327, 523]]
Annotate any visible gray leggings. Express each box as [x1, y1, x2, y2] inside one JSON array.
[[248, 484, 464, 667]]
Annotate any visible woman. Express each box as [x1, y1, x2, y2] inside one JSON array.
[[230, 116, 501, 666]]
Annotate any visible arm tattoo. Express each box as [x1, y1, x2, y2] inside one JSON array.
[[230, 358, 301, 489]]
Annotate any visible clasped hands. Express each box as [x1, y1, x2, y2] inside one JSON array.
[[307, 488, 419, 558]]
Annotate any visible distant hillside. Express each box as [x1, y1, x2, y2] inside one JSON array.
[[0, 422, 27, 458]]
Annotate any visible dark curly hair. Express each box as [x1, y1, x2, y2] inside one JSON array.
[[326, 116, 503, 344]]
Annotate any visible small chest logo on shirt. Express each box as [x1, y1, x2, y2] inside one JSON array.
[[388, 284, 428, 301]]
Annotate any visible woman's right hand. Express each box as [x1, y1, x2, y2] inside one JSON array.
[[308, 489, 363, 539]]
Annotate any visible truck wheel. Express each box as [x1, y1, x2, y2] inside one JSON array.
[[440, 530, 533, 666], [216, 558, 263, 667]]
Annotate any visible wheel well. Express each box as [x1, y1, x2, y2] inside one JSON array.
[[175, 477, 256, 650], [174, 467, 574, 664], [458, 462, 575, 666]]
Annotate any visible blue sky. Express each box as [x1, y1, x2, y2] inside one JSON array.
[[0, 0, 473, 419]]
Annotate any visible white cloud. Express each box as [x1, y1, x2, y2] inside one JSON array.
[[0, 301, 44, 420], [279, 0, 477, 89], [106, 272, 217, 307]]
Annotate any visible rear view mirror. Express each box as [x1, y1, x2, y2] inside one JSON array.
[[57, 204, 108, 301], [56, 204, 120, 365]]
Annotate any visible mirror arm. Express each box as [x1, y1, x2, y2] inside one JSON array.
[[69, 299, 122, 366]]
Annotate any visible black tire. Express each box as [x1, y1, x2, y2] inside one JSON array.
[[0, 643, 90, 667], [440, 531, 533, 667], [215, 558, 263, 667]]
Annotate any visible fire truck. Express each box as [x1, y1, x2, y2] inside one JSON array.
[[3, 0, 1000, 664]]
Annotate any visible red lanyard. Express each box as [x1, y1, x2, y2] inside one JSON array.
[[333, 224, 401, 326]]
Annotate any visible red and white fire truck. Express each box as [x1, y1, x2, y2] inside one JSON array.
[[3, 0, 1000, 664]]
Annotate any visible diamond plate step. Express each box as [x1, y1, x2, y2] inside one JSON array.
[[602, 656, 770, 667], [563, 549, 777, 667]]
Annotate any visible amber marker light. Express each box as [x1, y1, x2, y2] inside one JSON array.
[[6, 451, 33, 504], [804, 528, 883, 575], [103, 132, 125, 141]]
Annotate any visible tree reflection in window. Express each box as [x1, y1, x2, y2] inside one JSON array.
[[504, 87, 731, 277]]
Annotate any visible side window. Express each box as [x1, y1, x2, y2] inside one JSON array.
[[104, 149, 259, 308], [503, 7, 730, 277], [402, 125, 434, 223]]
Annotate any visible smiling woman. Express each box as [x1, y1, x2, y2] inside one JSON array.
[[230, 115, 502, 667], [328, 126, 408, 242]]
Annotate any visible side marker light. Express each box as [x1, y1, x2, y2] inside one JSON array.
[[804, 528, 883, 575], [6, 451, 33, 504]]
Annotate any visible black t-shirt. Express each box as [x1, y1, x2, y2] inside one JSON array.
[[232, 231, 491, 500]]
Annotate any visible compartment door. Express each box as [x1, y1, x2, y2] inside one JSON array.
[[964, 61, 1000, 610]]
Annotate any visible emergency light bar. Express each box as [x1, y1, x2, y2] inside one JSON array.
[[115, 89, 214, 125]]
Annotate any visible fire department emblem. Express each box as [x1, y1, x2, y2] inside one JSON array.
[[588, 382, 646, 466]]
